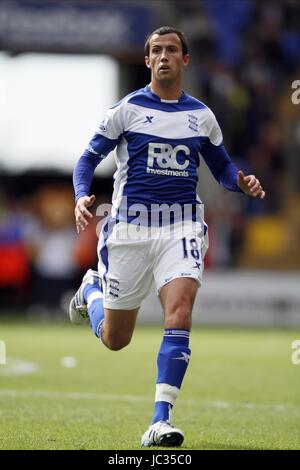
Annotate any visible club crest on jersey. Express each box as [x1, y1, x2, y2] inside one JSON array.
[[187, 114, 199, 132], [107, 278, 119, 298]]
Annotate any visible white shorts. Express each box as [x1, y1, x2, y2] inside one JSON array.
[[97, 218, 208, 310]]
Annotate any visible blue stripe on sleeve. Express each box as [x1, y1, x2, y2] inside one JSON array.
[[88, 133, 120, 156], [201, 141, 243, 193]]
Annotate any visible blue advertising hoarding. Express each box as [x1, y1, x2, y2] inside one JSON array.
[[0, 1, 154, 53]]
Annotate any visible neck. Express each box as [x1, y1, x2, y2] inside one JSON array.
[[149, 80, 182, 100]]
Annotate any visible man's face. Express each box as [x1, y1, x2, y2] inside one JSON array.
[[145, 33, 189, 83]]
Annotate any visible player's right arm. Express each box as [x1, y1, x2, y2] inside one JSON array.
[[73, 103, 124, 233], [74, 194, 96, 234]]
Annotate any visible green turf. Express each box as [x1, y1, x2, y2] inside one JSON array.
[[0, 319, 300, 449]]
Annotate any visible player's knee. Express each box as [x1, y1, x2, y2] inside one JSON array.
[[105, 333, 132, 351], [166, 301, 192, 328]]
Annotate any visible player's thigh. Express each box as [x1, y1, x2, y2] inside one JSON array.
[[159, 277, 198, 329], [153, 221, 205, 292], [98, 221, 153, 310], [154, 221, 205, 328]]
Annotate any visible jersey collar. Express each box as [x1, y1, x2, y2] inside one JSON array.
[[145, 85, 186, 103]]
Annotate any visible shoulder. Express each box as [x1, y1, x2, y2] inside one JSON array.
[[110, 88, 146, 110], [101, 88, 145, 128], [127, 87, 161, 110], [183, 93, 217, 120], [182, 92, 208, 111]]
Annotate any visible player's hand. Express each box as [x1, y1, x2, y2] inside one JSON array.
[[237, 170, 266, 199], [74, 195, 95, 233]]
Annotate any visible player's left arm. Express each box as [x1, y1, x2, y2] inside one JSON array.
[[237, 170, 265, 199], [201, 142, 266, 199], [200, 109, 266, 199]]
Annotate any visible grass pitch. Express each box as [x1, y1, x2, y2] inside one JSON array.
[[0, 318, 299, 450]]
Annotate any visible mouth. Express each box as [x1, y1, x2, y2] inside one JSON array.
[[159, 65, 171, 72]]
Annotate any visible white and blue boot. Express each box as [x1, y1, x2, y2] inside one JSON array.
[[141, 421, 184, 447], [69, 269, 102, 324]]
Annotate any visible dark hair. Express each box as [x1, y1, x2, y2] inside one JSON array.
[[144, 26, 189, 57]]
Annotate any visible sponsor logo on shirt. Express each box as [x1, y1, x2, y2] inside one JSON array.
[[147, 143, 190, 177]]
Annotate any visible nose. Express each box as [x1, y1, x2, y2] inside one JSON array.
[[160, 49, 168, 62]]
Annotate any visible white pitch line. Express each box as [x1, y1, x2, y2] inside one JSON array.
[[0, 389, 150, 403], [0, 389, 298, 413]]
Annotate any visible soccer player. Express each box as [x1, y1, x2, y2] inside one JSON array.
[[70, 26, 265, 447]]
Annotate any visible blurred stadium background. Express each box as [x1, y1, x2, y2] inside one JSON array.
[[0, 0, 300, 450]]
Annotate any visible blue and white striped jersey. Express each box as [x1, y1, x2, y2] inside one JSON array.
[[73, 85, 241, 221]]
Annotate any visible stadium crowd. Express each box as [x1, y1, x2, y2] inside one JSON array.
[[0, 0, 299, 312]]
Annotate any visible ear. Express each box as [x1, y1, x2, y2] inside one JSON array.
[[145, 56, 151, 69], [183, 54, 190, 68]]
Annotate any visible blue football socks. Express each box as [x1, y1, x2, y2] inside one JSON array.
[[83, 283, 104, 339], [151, 328, 191, 424]]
